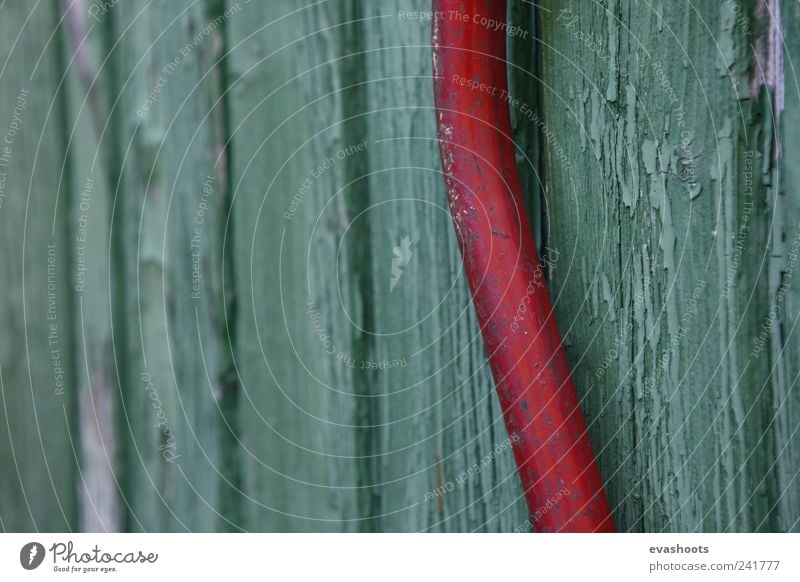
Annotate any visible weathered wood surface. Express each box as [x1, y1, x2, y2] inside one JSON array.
[[358, 0, 530, 532], [0, 0, 797, 532], [106, 0, 228, 530], [0, 1, 78, 532], [226, 0, 530, 531], [540, 0, 799, 531], [62, 0, 122, 533], [228, 0, 366, 532]]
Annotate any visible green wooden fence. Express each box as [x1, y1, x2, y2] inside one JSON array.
[[0, 0, 797, 532]]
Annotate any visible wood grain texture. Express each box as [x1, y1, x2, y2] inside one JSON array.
[[770, 0, 800, 532], [227, 0, 364, 532], [0, 1, 77, 532], [227, 0, 530, 531], [540, 0, 799, 531], [357, 0, 529, 532], [107, 0, 227, 531], [62, 0, 122, 533], [1, 0, 796, 533]]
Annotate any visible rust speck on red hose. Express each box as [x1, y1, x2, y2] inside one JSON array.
[[432, 0, 615, 532]]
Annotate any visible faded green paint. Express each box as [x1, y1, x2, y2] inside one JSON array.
[[63, 0, 122, 532], [357, 0, 528, 532], [225, 0, 531, 531], [107, 0, 228, 531], [770, 0, 800, 531], [0, 1, 77, 531], [227, 0, 365, 531], [1, 0, 797, 533], [540, 0, 798, 531]]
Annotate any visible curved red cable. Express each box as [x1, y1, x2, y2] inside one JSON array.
[[432, 0, 615, 532]]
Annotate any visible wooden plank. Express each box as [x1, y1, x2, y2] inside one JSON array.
[[355, 0, 530, 532], [3, 0, 794, 534], [107, 0, 227, 531], [62, 0, 123, 533], [225, 0, 535, 532], [540, 0, 799, 531], [0, 1, 77, 531], [227, 0, 364, 531], [769, 0, 800, 532]]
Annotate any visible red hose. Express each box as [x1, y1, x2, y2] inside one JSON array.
[[432, 0, 615, 532]]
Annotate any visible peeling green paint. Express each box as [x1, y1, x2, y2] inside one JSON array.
[[542, 0, 798, 531]]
